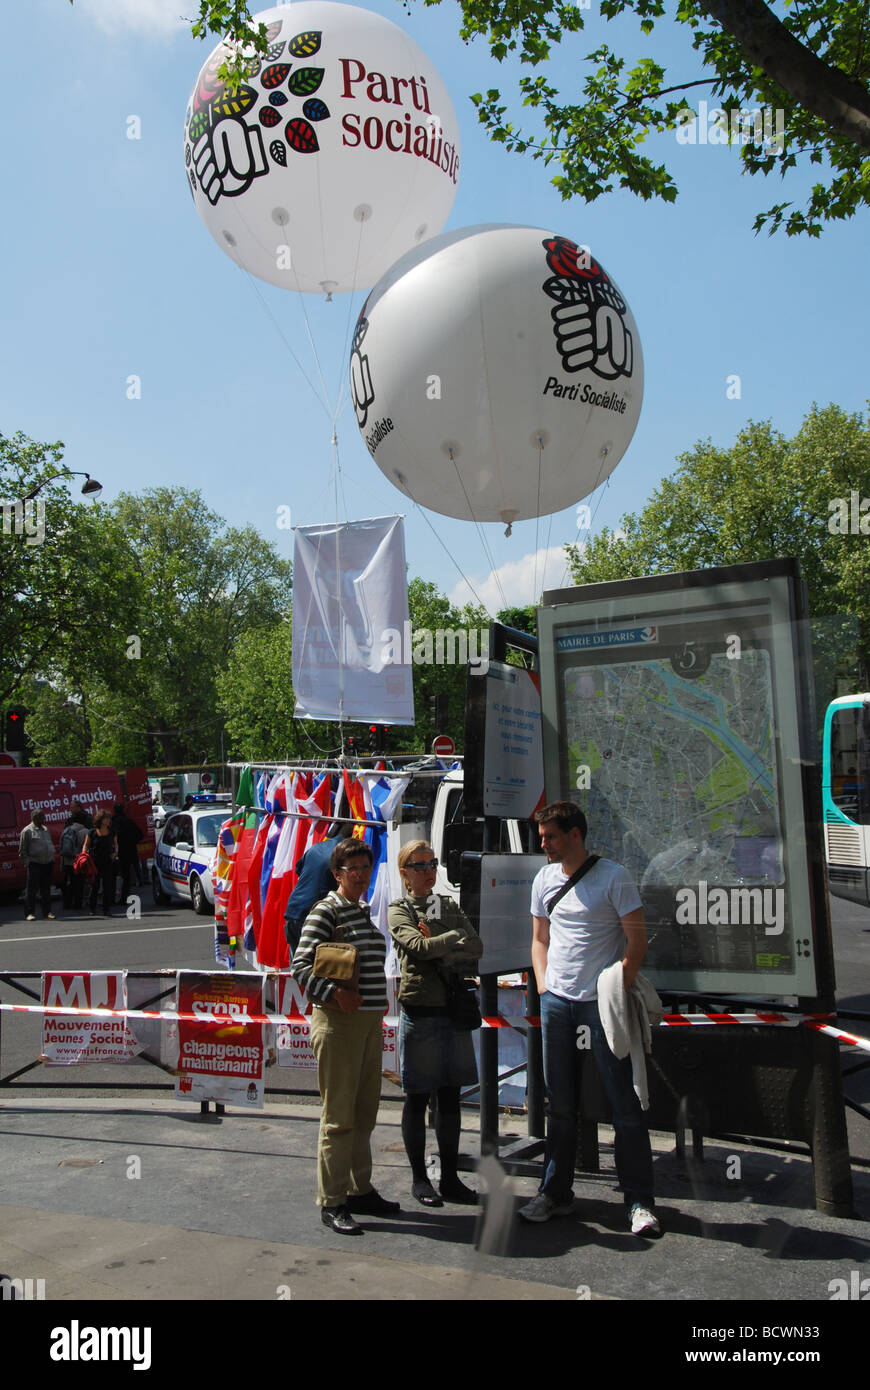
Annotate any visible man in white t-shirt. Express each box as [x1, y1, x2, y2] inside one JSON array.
[[519, 800, 660, 1236]]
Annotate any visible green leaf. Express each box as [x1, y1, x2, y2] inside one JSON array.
[[287, 67, 324, 97]]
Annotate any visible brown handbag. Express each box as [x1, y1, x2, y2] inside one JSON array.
[[311, 903, 360, 996], [312, 941, 360, 990]]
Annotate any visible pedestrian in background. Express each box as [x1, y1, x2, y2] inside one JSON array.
[[20, 809, 56, 922], [85, 811, 118, 917], [112, 802, 143, 905], [284, 819, 344, 959], [69, 798, 93, 831], [60, 812, 89, 910]]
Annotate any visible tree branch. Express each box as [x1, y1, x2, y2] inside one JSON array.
[[700, 0, 870, 148]]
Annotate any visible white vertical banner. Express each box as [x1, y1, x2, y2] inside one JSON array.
[[292, 515, 415, 724]]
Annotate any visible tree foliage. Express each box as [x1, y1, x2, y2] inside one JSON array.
[[173, 0, 870, 236], [216, 617, 320, 762], [88, 488, 292, 768], [565, 402, 870, 700], [402, 577, 490, 751], [460, 0, 870, 235], [17, 678, 91, 769], [4, 453, 292, 769], [0, 431, 133, 711]]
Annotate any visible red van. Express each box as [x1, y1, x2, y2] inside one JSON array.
[[0, 765, 155, 899]]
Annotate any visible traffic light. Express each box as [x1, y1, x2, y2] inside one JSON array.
[[4, 706, 27, 753], [434, 693, 448, 729], [346, 735, 357, 758], [368, 724, 388, 754]]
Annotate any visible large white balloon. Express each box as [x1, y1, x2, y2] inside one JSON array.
[[184, 3, 460, 295], [349, 225, 644, 524]]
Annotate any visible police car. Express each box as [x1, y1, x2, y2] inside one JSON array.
[[151, 801, 229, 914]]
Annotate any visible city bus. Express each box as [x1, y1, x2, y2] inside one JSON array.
[[822, 694, 870, 907]]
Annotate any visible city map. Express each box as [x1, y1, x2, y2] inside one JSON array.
[[560, 647, 789, 974]]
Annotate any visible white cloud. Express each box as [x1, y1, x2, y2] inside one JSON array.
[[449, 545, 580, 614], [75, 0, 188, 36]]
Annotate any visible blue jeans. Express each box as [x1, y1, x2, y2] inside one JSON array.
[[540, 992, 654, 1208]]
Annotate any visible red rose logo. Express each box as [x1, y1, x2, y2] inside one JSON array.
[[543, 235, 604, 282]]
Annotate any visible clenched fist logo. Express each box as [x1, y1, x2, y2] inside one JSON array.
[[350, 317, 376, 428], [193, 117, 268, 205], [542, 237, 634, 381]]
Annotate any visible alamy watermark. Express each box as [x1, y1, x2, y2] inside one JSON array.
[[827, 491, 870, 534], [49, 1322, 151, 1370], [380, 622, 489, 672], [675, 880, 784, 934], [828, 1270, 870, 1299], [675, 100, 785, 152], [2, 1274, 45, 1299], [1, 497, 45, 546]]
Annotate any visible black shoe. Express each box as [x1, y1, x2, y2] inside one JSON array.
[[439, 1177, 479, 1204], [412, 1179, 443, 1208], [320, 1204, 362, 1235], [346, 1188, 401, 1216]]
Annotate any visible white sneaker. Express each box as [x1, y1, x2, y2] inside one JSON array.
[[629, 1203, 661, 1237], [518, 1191, 574, 1223], [26, 915, 36, 922]]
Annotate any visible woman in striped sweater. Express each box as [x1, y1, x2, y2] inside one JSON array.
[[291, 838, 399, 1235]]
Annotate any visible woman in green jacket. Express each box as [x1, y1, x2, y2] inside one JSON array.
[[387, 840, 483, 1207]]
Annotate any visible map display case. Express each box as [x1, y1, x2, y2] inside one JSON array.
[[538, 559, 833, 1000]]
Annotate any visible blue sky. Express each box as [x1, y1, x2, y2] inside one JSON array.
[[2, 0, 867, 614]]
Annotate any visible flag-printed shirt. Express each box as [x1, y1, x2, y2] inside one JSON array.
[[291, 890, 387, 1012]]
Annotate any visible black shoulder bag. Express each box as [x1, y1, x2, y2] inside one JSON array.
[[545, 855, 599, 917], [440, 970, 482, 1031], [418, 896, 483, 1032]]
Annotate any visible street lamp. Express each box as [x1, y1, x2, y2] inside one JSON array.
[[22, 470, 103, 501]]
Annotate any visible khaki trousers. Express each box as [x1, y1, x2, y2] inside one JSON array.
[[309, 1005, 384, 1208]]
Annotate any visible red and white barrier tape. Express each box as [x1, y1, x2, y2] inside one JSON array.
[[660, 1010, 800, 1027], [657, 1008, 870, 1054], [479, 1009, 870, 1054], [479, 1010, 803, 1032], [799, 1018, 870, 1051], [2, 1000, 868, 1052], [0, 1001, 313, 1026]]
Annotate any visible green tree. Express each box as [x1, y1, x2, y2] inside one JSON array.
[[0, 431, 134, 713], [17, 679, 90, 767], [461, 0, 870, 235], [401, 577, 489, 752], [174, 0, 870, 236], [491, 605, 540, 669], [565, 402, 870, 701], [93, 488, 293, 768], [216, 617, 338, 762], [22, 487, 293, 770]]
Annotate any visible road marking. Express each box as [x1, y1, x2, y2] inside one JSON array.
[[0, 923, 210, 945]]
